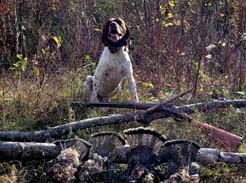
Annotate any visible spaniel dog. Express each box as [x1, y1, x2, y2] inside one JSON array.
[[83, 18, 139, 102]]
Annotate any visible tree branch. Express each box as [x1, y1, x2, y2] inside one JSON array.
[[0, 99, 245, 146]]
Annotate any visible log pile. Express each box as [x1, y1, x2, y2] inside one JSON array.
[[0, 96, 245, 182], [0, 128, 245, 182]]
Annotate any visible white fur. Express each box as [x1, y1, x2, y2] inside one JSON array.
[[84, 47, 139, 102]]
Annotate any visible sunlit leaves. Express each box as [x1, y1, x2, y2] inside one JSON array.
[[162, 21, 173, 27], [11, 54, 28, 77], [159, 0, 191, 29], [160, 4, 166, 15], [167, 12, 174, 19], [160, 1, 175, 28], [52, 36, 62, 47], [15, 54, 27, 72], [168, 0, 175, 8]]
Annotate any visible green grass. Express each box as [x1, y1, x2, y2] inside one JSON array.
[[0, 70, 245, 182]]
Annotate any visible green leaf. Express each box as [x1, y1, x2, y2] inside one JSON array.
[[17, 54, 23, 60], [21, 58, 27, 71]]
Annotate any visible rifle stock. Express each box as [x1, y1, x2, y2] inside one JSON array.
[[163, 108, 243, 150], [198, 122, 243, 150]]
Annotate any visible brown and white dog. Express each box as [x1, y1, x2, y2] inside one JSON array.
[[84, 18, 139, 102]]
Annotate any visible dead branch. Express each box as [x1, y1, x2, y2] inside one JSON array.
[[0, 99, 245, 146], [0, 111, 157, 142]]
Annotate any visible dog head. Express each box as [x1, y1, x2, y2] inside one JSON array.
[[101, 18, 129, 47]]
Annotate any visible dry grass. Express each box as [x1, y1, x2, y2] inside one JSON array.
[[0, 70, 245, 182]]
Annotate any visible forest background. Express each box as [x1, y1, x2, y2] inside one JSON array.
[[0, 0, 246, 182]]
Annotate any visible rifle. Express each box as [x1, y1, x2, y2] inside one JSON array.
[[72, 100, 243, 150]]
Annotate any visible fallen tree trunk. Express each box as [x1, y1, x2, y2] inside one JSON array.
[[0, 141, 59, 161], [0, 99, 244, 147], [0, 139, 91, 162], [0, 112, 154, 142], [196, 148, 246, 164]]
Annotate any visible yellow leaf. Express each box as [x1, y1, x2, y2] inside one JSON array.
[[169, 0, 175, 8], [160, 4, 166, 15], [52, 36, 62, 46], [162, 20, 174, 27], [167, 12, 174, 19], [173, 19, 181, 26]]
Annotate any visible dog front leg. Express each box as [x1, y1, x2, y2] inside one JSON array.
[[127, 73, 139, 103], [90, 82, 100, 102]]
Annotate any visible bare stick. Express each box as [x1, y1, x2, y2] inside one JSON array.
[[145, 88, 193, 113]]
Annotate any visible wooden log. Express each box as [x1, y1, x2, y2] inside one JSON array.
[[0, 139, 91, 162], [0, 141, 59, 161], [196, 148, 246, 164], [0, 112, 154, 142]]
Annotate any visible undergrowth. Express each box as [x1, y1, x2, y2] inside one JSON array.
[[0, 70, 245, 182]]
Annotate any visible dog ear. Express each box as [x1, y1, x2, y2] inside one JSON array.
[[101, 21, 110, 46], [116, 18, 130, 41], [122, 25, 130, 41]]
